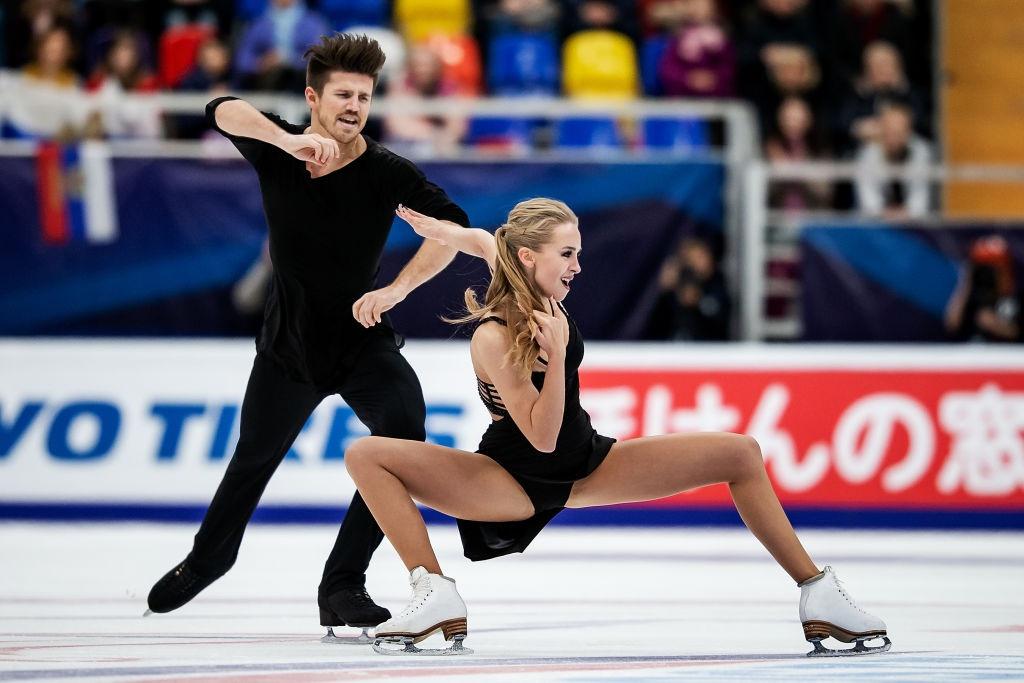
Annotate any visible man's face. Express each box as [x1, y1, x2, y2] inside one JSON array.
[[306, 71, 375, 144], [879, 106, 912, 151]]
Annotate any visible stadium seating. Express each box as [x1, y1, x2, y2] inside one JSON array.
[[640, 35, 670, 96], [159, 24, 215, 89], [319, 0, 390, 30], [554, 117, 624, 149], [562, 30, 639, 99], [235, 0, 267, 22], [641, 117, 709, 150], [487, 32, 560, 96], [464, 117, 536, 149], [394, 0, 471, 42], [426, 34, 483, 95]]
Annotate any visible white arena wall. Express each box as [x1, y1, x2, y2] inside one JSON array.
[[1, 339, 1022, 528]]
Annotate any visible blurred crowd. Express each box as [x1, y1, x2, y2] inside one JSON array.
[[2, 1, 932, 162], [1, 0, 945, 342]]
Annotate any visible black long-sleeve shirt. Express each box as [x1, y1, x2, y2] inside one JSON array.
[[207, 96, 470, 389]]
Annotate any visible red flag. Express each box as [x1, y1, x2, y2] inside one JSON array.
[[36, 141, 69, 245]]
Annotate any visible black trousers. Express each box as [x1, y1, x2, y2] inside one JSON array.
[[188, 339, 426, 595]]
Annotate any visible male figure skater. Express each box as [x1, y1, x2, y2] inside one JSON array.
[[146, 33, 470, 637]]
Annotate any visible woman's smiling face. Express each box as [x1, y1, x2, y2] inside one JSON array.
[[521, 221, 582, 301]]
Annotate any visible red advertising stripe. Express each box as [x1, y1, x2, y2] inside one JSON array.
[[579, 370, 1024, 509], [35, 141, 68, 245]]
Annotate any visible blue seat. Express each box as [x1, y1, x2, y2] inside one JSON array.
[[465, 118, 536, 148], [640, 35, 670, 96], [320, 0, 389, 29], [553, 117, 623, 149], [642, 118, 710, 150], [236, 0, 267, 22], [487, 32, 559, 96]]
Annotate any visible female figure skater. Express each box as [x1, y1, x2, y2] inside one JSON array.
[[344, 199, 890, 657]]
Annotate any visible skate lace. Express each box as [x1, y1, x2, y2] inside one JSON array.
[[341, 587, 377, 609], [172, 563, 202, 592], [396, 575, 434, 619], [828, 567, 866, 614]]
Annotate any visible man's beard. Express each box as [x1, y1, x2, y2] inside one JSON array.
[[320, 112, 360, 144]]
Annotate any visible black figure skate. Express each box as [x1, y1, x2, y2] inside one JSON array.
[[319, 586, 392, 645]]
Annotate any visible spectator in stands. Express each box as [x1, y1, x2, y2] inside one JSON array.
[[737, 0, 817, 100], [171, 37, 233, 139], [945, 235, 1022, 343], [163, 0, 233, 36], [179, 37, 232, 92], [86, 30, 157, 92], [486, 0, 561, 36], [829, 0, 913, 92], [649, 235, 731, 341], [84, 30, 162, 139], [21, 24, 79, 88], [749, 41, 822, 132], [9, 24, 86, 138], [854, 96, 931, 218], [764, 96, 831, 209], [642, 0, 690, 38], [383, 44, 467, 154], [236, 0, 328, 91], [835, 40, 924, 154], [5, 0, 78, 68], [657, 0, 735, 98], [563, 0, 639, 44]]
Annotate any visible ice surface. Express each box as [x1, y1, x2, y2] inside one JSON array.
[[2, 523, 1023, 681]]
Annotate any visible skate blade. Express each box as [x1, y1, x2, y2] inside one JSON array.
[[372, 634, 472, 656], [807, 636, 891, 657], [321, 627, 374, 645]]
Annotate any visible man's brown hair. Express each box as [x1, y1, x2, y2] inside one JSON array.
[[304, 33, 386, 93]]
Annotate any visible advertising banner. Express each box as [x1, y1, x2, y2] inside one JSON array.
[[801, 223, 1024, 342], [2, 341, 1021, 527]]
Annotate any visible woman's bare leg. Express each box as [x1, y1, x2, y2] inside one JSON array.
[[345, 436, 534, 576], [566, 433, 819, 583]]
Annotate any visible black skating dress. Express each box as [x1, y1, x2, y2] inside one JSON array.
[[456, 302, 616, 561]]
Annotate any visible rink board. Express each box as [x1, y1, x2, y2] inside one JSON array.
[[1, 340, 1023, 527]]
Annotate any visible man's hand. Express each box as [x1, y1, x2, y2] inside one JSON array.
[[282, 133, 340, 165], [352, 284, 408, 328]]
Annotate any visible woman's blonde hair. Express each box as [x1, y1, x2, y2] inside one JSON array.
[[451, 198, 578, 379]]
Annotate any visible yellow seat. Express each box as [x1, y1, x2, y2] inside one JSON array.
[[394, 0, 470, 42], [562, 30, 639, 99]]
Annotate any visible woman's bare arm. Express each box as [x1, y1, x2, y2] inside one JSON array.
[[472, 314, 567, 453], [396, 205, 496, 272]]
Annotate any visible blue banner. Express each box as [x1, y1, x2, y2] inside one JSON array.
[[0, 154, 723, 339], [801, 223, 1024, 342]]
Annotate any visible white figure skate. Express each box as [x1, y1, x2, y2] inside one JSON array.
[[372, 566, 472, 656], [799, 566, 891, 656]]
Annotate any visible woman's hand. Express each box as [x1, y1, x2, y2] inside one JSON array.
[[532, 302, 567, 360], [396, 204, 451, 245]]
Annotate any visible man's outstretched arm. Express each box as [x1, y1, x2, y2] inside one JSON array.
[[351, 224, 462, 328]]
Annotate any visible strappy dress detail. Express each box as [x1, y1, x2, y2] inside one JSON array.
[[474, 315, 546, 419], [458, 304, 616, 562]]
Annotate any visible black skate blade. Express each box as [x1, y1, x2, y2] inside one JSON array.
[[807, 636, 891, 657], [372, 634, 473, 656], [321, 626, 374, 645]]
